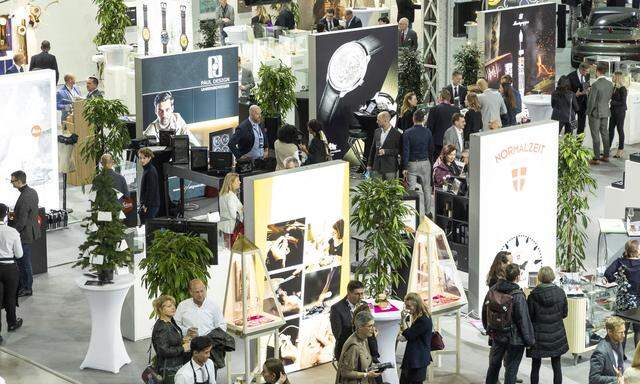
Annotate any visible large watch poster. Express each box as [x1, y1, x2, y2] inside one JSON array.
[[135, 0, 193, 56], [309, 24, 398, 157], [468, 121, 558, 314]]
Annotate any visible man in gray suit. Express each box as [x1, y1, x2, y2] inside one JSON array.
[[587, 62, 615, 164], [443, 113, 465, 159], [398, 18, 418, 50], [367, 111, 402, 180], [589, 316, 625, 384], [238, 57, 255, 101], [477, 79, 507, 131], [10, 170, 39, 297]]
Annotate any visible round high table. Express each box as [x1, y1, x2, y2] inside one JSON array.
[[369, 299, 403, 384], [522, 94, 552, 122], [76, 274, 134, 373]]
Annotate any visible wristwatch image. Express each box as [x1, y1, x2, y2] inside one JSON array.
[[160, 2, 169, 54], [179, 5, 188, 51], [142, 4, 150, 55], [317, 35, 382, 125]]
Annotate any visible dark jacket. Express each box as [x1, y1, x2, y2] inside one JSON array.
[[445, 84, 467, 108], [589, 336, 624, 384], [275, 9, 295, 30], [567, 70, 590, 112], [208, 327, 236, 369], [605, 257, 640, 297], [346, 16, 363, 29], [330, 298, 380, 361], [396, 0, 421, 22], [13, 185, 40, 244], [140, 163, 160, 208], [397, 108, 415, 132], [401, 315, 432, 369], [367, 127, 402, 174], [426, 102, 459, 147], [152, 318, 189, 377], [551, 90, 579, 123], [319, 17, 340, 31], [526, 284, 569, 358], [307, 136, 329, 165], [611, 86, 628, 113], [402, 124, 434, 169], [29, 51, 59, 84], [229, 118, 268, 160], [482, 279, 535, 347], [399, 29, 418, 50], [6, 64, 23, 74], [464, 109, 482, 144], [105, 168, 130, 198]]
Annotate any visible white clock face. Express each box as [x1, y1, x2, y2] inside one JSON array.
[[327, 42, 367, 92], [500, 234, 543, 275]]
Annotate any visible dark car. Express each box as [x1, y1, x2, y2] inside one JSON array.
[[572, 7, 640, 68]]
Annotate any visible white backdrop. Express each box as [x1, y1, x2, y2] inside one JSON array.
[[469, 121, 558, 314]]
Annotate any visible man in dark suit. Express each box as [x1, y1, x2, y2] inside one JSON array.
[[445, 71, 467, 108], [567, 62, 590, 136], [587, 62, 614, 164], [396, 0, 421, 27], [274, 3, 295, 30], [229, 105, 269, 161], [100, 154, 129, 199], [330, 280, 365, 359], [368, 111, 402, 180], [426, 88, 460, 161], [344, 10, 362, 29], [29, 40, 59, 84], [5, 53, 26, 74], [319, 9, 340, 32], [589, 316, 625, 383], [10, 170, 39, 297], [86, 76, 104, 99], [398, 18, 418, 50]]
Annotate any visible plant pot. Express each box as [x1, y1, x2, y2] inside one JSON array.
[[98, 268, 115, 283]]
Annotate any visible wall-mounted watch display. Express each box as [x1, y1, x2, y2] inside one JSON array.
[[142, 4, 150, 55], [160, 2, 168, 54], [179, 5, 188, 51], [0, 15, 11, 52], [135, 0, 192, 56]]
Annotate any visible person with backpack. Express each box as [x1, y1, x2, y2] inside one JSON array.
[[486, 251, 512, 288], [526, 266, 568, 384], [483, 263, 535, 384]]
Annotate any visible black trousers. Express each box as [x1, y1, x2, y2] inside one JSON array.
[[0, 263, 19, 332], [576, 111, 587, 136], [530, 356, 562, 384], [609, 110, 626, 150], [559, 121, 573, 135]]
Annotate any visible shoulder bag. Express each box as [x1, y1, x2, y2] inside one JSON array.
[[141, 343, 163, 383]]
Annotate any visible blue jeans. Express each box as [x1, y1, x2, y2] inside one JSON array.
[[17, 243, 33, 291], [485, 342, 524, 384]]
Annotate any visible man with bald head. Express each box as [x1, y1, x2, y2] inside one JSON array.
[[229, 104, 269, 161], [398, 18, 418, 50], [367, 111, 402, 180], [175, 279, 226, 338]]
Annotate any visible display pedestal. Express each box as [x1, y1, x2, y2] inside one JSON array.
[[429, 307, 463, 381], [76, 274, 134, 373], [369, 299, 403, 384], [523, 94, 552, 122], [121, 252, 155, 341], [604, 160, 640, 219], [624, 84, 640, 145]]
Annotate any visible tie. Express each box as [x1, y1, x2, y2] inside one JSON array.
[[454, 86, 458, 98], [200, 367, 207, 382], [401, 32, 405, 43], [328, 21, 332, 31]]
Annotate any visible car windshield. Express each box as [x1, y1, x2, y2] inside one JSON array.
[[589, 12, 640, 29]]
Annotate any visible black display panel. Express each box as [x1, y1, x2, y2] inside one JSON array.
[[145, 218, 218, 264]]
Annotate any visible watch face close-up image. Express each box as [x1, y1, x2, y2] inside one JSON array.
[[327, 42, 368, 92], [160, 31, 169, 45]]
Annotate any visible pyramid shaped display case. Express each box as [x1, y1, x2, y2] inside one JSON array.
[[407, 217, 467, 314], [223, 235, 286, 336]]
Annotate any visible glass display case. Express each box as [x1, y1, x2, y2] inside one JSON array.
[[223, 235, 285, 336], [584, 55, 620, 78], [615, 60, 640, 83], [407, 217, 467, 314]]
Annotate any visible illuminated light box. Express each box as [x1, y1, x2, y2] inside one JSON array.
[[0, 70, 58, 210]]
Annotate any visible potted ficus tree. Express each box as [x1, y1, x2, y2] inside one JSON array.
[[453, 42, 482, 87], [556, 133, 597, 272], [93, 0, 131, 78], [197, 19, 219, 48], [139, 229, 213, 304], [351, 178, 415, 307], [396, 47, 424, 113], [81, 97, 130, 169], [75, 168, 133, 283], [253, 62, 298, 149]]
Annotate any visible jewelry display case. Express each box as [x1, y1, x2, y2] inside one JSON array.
[[615, 60, 640, 83], [584, 55, 620, 78]]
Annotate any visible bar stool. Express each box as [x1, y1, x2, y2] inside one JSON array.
[[347, 128, 368, 172]]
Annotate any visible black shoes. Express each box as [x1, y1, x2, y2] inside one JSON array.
[[8, 318, 23, 332], [18, 289, 32, 297]]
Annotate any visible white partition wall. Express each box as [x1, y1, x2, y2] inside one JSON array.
[[468, 121, 558, 314]]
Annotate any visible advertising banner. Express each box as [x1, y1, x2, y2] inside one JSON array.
[[479, 3, 556, 95], [310, 25, 398, 155], [485, 0, 546, 11], [136, 0, 194, 56], [243, 161, 350, 373], [135, 46, 239, 147], [0, 70, 58, 210], [469, 122, 558, 313]]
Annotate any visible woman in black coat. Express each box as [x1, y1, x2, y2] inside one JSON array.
[[609, 71, 628, 158], [151, 295, 190, 384], [464, 92, 483, 145], [303, 119, 331, 165], [526, 267, 568, 384], [399, 292, 432, 384], [398, 92, 418, 131], [551, 76, 579, 135]]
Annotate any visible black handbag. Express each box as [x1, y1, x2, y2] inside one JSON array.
[[141, 343, 163, 383], [431, 331, 445, 351]]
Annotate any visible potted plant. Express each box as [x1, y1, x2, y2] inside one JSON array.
[[556, 133, 597, 272], [396, 47, 424, 113], [197, 19, 219, 49], [75, 168, 133, 283], [81, 97, 130, 168], [93, 0, 131, 78], [139, 229, 213, 303], [253, 62, 298, 148], [453, 42, 482, 87], [351, 178, 415, 304]]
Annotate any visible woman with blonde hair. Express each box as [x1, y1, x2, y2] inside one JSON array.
[[464, 92, 482, 144], [624, 341, 640, 382], [398, 92, 418, 131], [219, 172, 243, 246], [609, 71, 628, 158], [151, 295, 190, 384], [399, 292, 432, 384]]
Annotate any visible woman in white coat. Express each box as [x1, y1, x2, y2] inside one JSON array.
[[219, 172, 243, 247]]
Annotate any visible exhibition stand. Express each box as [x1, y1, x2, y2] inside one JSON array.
[[369, 298, 403, 384], [76, 274, 135, 374]]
